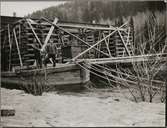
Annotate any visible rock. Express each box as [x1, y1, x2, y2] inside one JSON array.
[[1, 105, 15, 116], [114, 99, 120, 102]]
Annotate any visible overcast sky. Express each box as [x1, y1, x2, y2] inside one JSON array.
[[1, 1, 66, 17]]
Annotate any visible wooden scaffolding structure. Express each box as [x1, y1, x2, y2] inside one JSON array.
[[1, 16, 134, 71]]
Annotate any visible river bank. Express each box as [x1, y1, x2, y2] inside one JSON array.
[[1, 87, 165, 127]]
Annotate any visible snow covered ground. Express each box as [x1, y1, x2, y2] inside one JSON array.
[[1, 88, 165, 127]]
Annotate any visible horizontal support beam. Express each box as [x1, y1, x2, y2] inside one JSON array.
[[83, 53, 167, 64], [56, 23, 126, 31], [22, 18, 127, 31]]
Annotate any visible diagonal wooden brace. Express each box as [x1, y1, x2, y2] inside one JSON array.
[[13, 28, 23, 67], [26, 19, 42, 47], [41, 17, 58, 52], [102, 33, 112, 57], [118, 30, 131, 56]]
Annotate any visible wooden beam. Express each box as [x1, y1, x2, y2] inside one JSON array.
[[41, 17, 110, 58], [126, 27, 130, 45], [107, 31, 111, 45], [102, 33, 112, 57], [41, 17, 58, 51], [97, 31, 102, 58], [94, 63, 166, 86], [85, 53, 167, 64], [26, 19, 42, 47], [56, 23, 126, 31], [105, 70, 165, 90], [13, 28, 23, 67], [25, 19, 127, 32], [8, 24, 12, 70], [118, 30, 131, 56]]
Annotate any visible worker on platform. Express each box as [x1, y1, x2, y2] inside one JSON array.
[[43, 38, 58, 67], [31, 38, 42, 68]]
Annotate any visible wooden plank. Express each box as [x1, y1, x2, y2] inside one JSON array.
[[8, 24, 12, 70], [28, 20, 126, 31], [102, 33, 112, 57], [13, 28, 23, 67], [86, 53, 167, 64]]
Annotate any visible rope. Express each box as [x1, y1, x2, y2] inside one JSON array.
[[77, 62, 165, 91], [92, 63, 165, 85], [76, 62, 118, 86], [80, 62, 134, 89]]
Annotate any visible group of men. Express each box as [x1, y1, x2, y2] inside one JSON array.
[[31, 38, 58, 68]]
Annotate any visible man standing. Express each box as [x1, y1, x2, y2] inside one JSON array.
[[31, 38, 42, 68], [43, 39, 57, 67]]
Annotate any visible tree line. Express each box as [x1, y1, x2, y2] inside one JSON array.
[[28, 0, 165, 23]]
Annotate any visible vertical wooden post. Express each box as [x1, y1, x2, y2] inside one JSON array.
[[8, 24, 12, 70], [126, 27, 130, 45], [13, 28, 23, 67], [97, 31, 102, 58]]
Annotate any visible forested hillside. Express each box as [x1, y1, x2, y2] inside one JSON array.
[[28, 0, 165, 23]]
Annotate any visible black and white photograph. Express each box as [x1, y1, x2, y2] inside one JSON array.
[[0, 0, 166, 127]]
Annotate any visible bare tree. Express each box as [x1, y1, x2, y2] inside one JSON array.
[[132, 12, 166, 102], [117, 12, 166, 102]]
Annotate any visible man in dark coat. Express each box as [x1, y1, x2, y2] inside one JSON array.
[[43, 39, 57, 67], [31, 38, 42, 68]]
